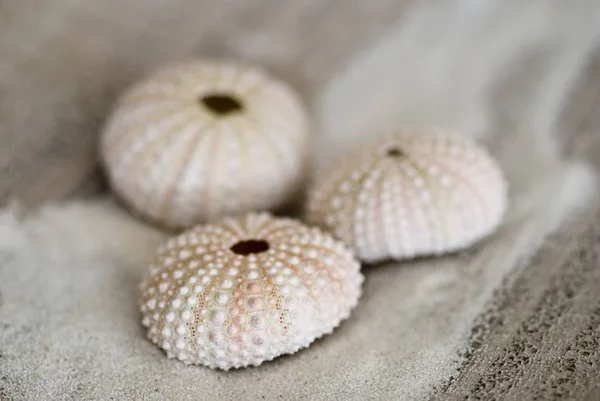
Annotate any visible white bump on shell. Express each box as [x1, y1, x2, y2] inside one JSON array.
[[306, 130, 508, 263], [139, 212, 363, 370]]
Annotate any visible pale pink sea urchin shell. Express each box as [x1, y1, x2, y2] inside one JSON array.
[[139, 212, 363, 370], [306, 130, 507, 263], [100, 59, 310, 229]]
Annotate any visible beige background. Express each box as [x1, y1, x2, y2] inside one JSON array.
[[1, 1, 600, 400]]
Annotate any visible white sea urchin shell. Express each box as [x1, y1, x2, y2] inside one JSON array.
[[139, 212, 363, 370], [100, 59, 310, 228], [306, 130, 507, 263]]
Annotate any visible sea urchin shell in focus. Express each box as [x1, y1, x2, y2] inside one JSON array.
[[139, 213, 363, 370], [100, 59, 310, 228], [306, 130, 507, 263]]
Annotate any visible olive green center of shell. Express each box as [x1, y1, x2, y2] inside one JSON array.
[[200, 93, 244, 116], [386, 147, 405, 158]]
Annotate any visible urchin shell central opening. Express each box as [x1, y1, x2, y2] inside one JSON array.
[[230, 239, 270, 255], [200, 93, 244, 116], [386, 147, 405, 158]]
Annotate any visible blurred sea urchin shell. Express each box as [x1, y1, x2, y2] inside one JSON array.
[[139, 212, 363, 370], [306, 129, 507, 263], [100, 59, 310, 229]]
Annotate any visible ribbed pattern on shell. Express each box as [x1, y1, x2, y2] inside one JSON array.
[[306, 131, 507, 263], [100, 60, 309, 228], [139, 213, 363, 370]]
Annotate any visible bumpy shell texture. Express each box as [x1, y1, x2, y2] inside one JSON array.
[[100, 59, 309, 228], [306, 130, 507, 263], [139, 213, 363, 370]]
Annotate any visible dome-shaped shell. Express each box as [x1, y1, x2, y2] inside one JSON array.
[[100, 59, 310, 228], [306, 130, 507, 263], [139, 213, 363, 370]]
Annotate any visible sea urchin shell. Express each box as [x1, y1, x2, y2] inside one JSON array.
[[139, 212, 363, 370], [306, 130, 507, 263], [100, 59, 310, 228]]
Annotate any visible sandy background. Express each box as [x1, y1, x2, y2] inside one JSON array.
[[2, 1, 600, 400]]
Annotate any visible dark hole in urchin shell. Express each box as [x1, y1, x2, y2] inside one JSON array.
[[386, 147, 405, 158], [230, 239, 270, 255], [200, 93, 244, 116]]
